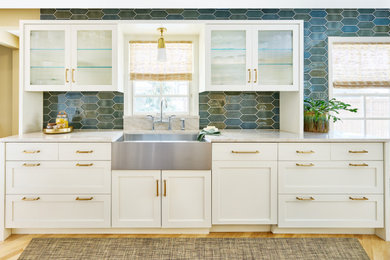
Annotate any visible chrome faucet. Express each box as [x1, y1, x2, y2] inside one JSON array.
[[147, 98, 175, 130]]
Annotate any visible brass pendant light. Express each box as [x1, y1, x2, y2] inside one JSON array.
[[157, 27, 167, 62]]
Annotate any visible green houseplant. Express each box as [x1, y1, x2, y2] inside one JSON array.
[[304, 98, 358, 133]]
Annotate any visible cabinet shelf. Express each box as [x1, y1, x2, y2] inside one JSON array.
[[30, 66, 64, 69], [258, 48, 293, 51], [77, 66, 112, 69], [211, 48, 246, 51], [77, 48, 112, 51], [258, 63, 292, 66], [30, 48, 64, 51]]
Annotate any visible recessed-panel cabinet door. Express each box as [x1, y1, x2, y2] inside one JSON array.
[[112, 170, 161, 228], [71, 25, 117, 91], [212, 161, 277, 224], [206, 25, 251, 91], [162, 170, 211, 228], [25, 25, 71, 91], [253, 24, 299, 91]]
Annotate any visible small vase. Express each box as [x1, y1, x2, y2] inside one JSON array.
[[304, 111, 329, 133]]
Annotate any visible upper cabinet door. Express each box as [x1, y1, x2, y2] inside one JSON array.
[[70, 25, 117, 91], [25, 25, 71, 91], [206, 25, 252, 91], [252, 24, 300, 91]]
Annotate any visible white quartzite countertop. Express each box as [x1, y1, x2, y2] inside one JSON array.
[[0, 129, 388, 143]]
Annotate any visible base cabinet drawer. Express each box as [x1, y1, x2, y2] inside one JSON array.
[[6, 195, 111, 228], [6, 143, 58, 161], [331, 143, 383, 160], [278, 161, 383, 194], [278, 195, 383, 228], [278, 143, 331, 161], [213, 143, 277, 161], [6, 161, 111, 194], [59, 143, 111, 161]]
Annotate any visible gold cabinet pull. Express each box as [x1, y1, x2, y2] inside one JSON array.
[[231, 150, 259, 154], [76, 150, 93, 154], [156, 180, 159, 197], [349, 150, 368, 154], [349, 163, 368, 167], [248, 69, 251, 83], [76, 163, 93, 167], [163, 180, 167, 197], [22, 197, 40, 201], [349, 196, 368, 201], [76, 197, 93, 201], [72, 68, 76, 83], [65, 68, 70, 83], [296, 196, 315, 201], [23, 163, 40, 167], [254, 68, 258, 83], [23, 150, 40, 154], [296, 150, 315, 154], [296, 163, 314, 167]]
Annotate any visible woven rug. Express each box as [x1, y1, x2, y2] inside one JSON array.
[[18, 237, 369, 260]]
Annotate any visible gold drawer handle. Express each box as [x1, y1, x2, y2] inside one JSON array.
[[76, 197, 93, 201], [296, 163, 314, 167], [76, 163, 93, 167], [163, 180, 167, 197], [156, 180, 159, 197], [232, 150, 260, 154], [23, 163, 40, 167], [349, 150, 368, 154], [22, 197, 40, 201], [296, 150, 315, 154], [254, 68, 258, 83], [248, 69, 251, 83], [349, 163, 368, 167], [65, 68, 70, 83], [23, 150, 40, 154], [349, 196, 368, 201], [76, 150, 93, 154], [296, 196, 315, 201], [72, 68, 76, 83]]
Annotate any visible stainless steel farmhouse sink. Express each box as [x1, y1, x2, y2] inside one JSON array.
[[112, 133, 211, 170]]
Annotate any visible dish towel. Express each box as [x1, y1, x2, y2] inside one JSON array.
[[197, 126, 221, 141]]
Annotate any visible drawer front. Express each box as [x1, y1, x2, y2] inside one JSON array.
[[331, 143, 383, 160], [6, 161, 111, 194], [278, 143, 330, 161], [212, 143, 277, 161], [6, 195, 111, 228], [279, 161, 383, 194], [278, 195, 383, 228], [59, 143, 111, 161], [6, 143, 58, 161]]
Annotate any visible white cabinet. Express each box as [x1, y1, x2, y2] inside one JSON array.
[[205, 22, 302, 92], [212, 161, 277, 224], [112, 171, 161, 228], [24, 23, 119, 92], [162, 171, 211, 228], [112, 170, 211, 228]]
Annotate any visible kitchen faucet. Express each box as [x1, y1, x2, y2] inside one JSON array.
[[147, 98, 175, 130]]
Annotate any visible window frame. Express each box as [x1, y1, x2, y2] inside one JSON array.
[[124, 34, 199, 117], [328, 37, 390, 135]]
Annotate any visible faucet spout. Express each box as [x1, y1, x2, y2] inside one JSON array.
[[160, 98, 167, 122]]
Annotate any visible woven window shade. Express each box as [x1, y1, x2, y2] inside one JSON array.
[[129, 41, 193, 81], [332, 42, 390, 88]]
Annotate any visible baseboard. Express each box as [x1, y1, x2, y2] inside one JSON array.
[[0, 228, 12, 241], [12, 228, 211, 235], [271, 227, 376, 235], [210, 225, 271, 232]]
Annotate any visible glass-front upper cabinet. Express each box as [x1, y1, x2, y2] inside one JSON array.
[[25, 25, 70, 90], [205, 23, 301, 92], [206, 25, 251, 91], [24, 24, 118, 92]]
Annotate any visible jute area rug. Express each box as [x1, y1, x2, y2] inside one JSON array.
[[18, 237, 369, 260]]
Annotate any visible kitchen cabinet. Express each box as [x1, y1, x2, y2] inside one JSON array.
[[205, 22, 301, 92], [24, 24, 118, 92], [112, 170, 211, 228]]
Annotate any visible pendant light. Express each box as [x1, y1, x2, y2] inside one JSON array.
[[157, 27, 167, 62]]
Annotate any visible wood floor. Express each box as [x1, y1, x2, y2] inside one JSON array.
[[0, 233, 389, 260]]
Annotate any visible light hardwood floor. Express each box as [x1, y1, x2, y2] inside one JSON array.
[[0, 233, 389, 260]]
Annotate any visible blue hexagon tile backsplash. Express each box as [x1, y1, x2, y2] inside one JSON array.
[[41, 9, 390, 129]]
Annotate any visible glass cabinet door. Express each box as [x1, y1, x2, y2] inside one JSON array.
[[208, 26, 250, 90], [72, 26, 114, 90], [27, 25, 70, 90], [254, 25, 299, 91]]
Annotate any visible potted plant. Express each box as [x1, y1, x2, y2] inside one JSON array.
[[304, 98, 358, 133]]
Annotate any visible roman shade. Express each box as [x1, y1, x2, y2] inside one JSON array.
[[129, 41, 193, 81], [332, 42, 390, 88]]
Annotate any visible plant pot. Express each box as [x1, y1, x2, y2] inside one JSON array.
[[304, 111, 329, 133]]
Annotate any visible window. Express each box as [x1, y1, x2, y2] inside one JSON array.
[[329, 38, 390, 137], [129, 41, 193, 115]]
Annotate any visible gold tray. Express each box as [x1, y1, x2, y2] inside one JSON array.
[[43, 126, 73, 134]]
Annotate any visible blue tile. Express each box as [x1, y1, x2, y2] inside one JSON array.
[[310, 10, 327, 17], [374, 18, 390, 26], [341, 18, 359, 25], [310, 18, 327, 25], [358, 14, 375, 21], [341, 25, 359, 32]]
